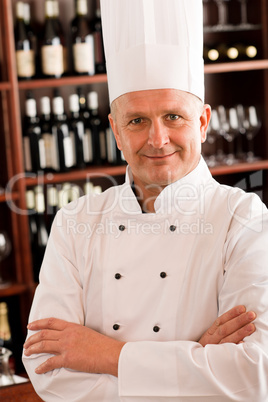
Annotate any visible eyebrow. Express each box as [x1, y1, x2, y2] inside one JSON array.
[[123, 108, 185, 121]]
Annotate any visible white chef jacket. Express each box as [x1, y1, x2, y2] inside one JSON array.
[[23, 157, 268, 401]]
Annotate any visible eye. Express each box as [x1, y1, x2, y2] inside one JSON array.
[[130, 118, 143, 125], [167, 114, 180, 121]]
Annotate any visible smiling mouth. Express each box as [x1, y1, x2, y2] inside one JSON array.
[[145, 152, 177, 160]]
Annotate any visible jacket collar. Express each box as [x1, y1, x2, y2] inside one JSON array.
[[122, 157, 213, 215]]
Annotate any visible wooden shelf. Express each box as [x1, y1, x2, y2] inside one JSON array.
[[24, 165, 127, 186], [0, 81, 11, 90], [204, 59, 268, 74], [210, 159, 268, 176], [0, 283, 27, 298], [204, 23, 262, 34], [0, 192, 20, 203], [18, 74, 108, 90], [20, 160, 268, 187], [16, 59, 268, 89]]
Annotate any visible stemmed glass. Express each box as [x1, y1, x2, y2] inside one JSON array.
[[237, 0, 250, 28], [203, 0, 212, 27], [244, 106, 261, 162], [218, 106, 240, 165], [0, 232, 12, 289], [205, 109, 222, 166], [214, 0, 231, 28]]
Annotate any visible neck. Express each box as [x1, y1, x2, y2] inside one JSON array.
[[132, 179, 165, 213]]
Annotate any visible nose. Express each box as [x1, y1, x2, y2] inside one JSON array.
[[147, 120, 170, 149]]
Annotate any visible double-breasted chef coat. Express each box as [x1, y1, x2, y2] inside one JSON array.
[[23, 157, 268, 401]]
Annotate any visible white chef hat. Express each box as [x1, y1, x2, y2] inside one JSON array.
[[100, 0, 204, 104]]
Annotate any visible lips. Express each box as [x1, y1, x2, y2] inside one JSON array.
[[145, 152, 176, 159]]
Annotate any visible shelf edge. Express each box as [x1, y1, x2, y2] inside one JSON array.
[[204, 59, 268, 74], [18, 74, 108, 89]]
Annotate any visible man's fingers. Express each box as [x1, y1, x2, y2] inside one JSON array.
[[24, 328, 60, 350], [35, 355, 63, 374], [27, 317, 69, 331], [219, 323, 256, 344], [24, 339, 60, 357], [207, 305, 246, 335], [199, 307, 257, 347], [210, 311, 256, 341]]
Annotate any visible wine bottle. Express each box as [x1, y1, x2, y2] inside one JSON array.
[[23, 98, 46, 172], [87, 91, 103, 164], [227, 43, 258, 61], [34, 187, 49, 282], [0, 302, 12, 349], [52, 95, 75, 172], [84, 181, 94, 195], [69, 185, 81, 202], [52, 0, 68, 74], [58, 183, 71, 209], [46, 186, 58, 233], [41, 0, 64, 78], [26, 189, 38, 276], [203, 45, 220, 63], [14, 1, 35, 79], [106, 125, 122, 164], [40, 96, 53, 172], [69, 94, 86, 169], [71, 0, 95, 75], [77, 87, 90, 120], [93, 0, 106, 74]]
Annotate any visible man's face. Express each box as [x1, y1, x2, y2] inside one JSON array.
[[109, 89, 210, 193]]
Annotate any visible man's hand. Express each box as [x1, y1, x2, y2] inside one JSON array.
[[199, 305, 256, 347], [23, 318, 125, 377], [24, 305, 256, 376]]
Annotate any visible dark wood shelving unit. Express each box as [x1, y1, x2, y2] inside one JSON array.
[[1, 0, 268, 372], [18, 73, 108, 89]]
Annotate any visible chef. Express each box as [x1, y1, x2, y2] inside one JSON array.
[[23, 0, 268, 401]]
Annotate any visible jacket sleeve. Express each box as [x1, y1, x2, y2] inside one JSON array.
[[118, 216, 268, 402], [22, 209, 119, 402]]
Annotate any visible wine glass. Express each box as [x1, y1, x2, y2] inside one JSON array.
[[0, 232, 12, 289], [244, 106, 261, 162], [203, 0, 212, 27], [237, 0, 250, 28], [218, 106, 240, 165], [214, 0, 231, 28], [204, 109, 223, 166]]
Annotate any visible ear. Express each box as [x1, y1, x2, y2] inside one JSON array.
[[200, 104, 211, 144], [108, 113, 123, 150]]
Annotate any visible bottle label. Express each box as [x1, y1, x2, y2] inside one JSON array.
[[73, 40, 94, 74], [41, 44, 64, 76], [69, 131, 77, 166], [84, 129, 93, 162], [77, 0, 88, 15], [63, 137, 75, 168], [99, 130, 107, 160], [94, 31, 104, 64], [16, 50, 35, 77], [38, 138, 47, 169], [43, 133, 53, 169], [23, 137, 32, 171], [51, 128, 60, 171], [106, 127, 117, 163]]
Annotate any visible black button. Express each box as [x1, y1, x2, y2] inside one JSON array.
[[115, 273, 121, 280], [169, 225, 176, 232], [160, 272, 167, 278], [153, 326, 160, 333], [119, 225, 125, 231], [113, 324, 120, 331]]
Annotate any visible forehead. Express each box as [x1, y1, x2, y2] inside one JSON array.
[[114, 89, 199, 120]]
